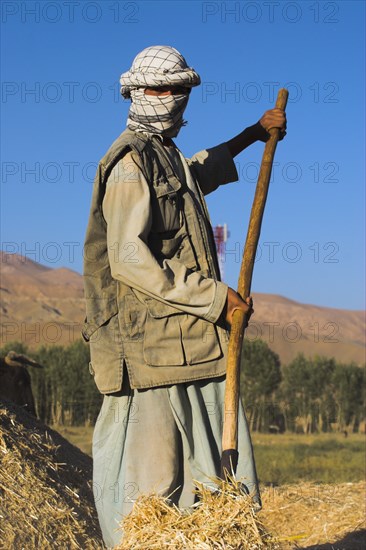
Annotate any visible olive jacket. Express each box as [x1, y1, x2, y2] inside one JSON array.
[[82, 129, 239, 392]]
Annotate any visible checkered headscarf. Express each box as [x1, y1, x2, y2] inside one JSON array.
[[120, 45, 201, 137]]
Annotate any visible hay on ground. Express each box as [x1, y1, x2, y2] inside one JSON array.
[[0, 400, 103, 549], [116, 478, 365, 549], [261, 481, 366, 549], [117, 478, 278, 549], [2, 398, 364, 549]]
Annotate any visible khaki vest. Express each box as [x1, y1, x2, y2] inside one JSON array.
[[82, 129, 228, 393]]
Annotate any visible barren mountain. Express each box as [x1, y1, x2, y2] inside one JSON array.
[[0, 252, 85, 347], [0, 252, 364, 365]]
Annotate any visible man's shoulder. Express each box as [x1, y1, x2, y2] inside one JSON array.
[[98, 129, 153, 183], [101, 129, 149, 163]]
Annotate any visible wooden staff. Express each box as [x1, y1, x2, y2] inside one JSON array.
[[220, 88, 289, 479]]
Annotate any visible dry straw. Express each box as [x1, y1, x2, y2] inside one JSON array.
[[116, 478, 365, 549], [1, 399, 364, 549], [0, 401, 102, 549], [262, 481, 366, 549], [117, 478, 279, 549]]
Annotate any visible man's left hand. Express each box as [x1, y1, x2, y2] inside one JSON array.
[[255, 108, 287, 142]]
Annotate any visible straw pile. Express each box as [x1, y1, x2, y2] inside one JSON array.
[[0, 399, 103, 549], [262, 481, 366, 549], [116, 479, 365, 549], [117, 478, 278, 549], [1, 399, 364, 549]]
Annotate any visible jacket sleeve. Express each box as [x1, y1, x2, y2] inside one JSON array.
[[102, 151, 228, 323], [187, 142, 239, 196]]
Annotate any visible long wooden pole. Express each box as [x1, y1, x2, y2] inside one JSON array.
[[220, 88, 289, 479]]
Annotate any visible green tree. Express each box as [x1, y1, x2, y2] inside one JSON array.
[[332, 362, 365, 432], [240, 339, 282, 432], [31, 340, 102, 426], [281, 354, 336, 433], [62, 339, 102, 425]]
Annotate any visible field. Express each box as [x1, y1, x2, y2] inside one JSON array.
[[252, 432, 365, 485], [2, 405, 365, 549], [53, 426, 365, 485], [52, 425, 365, 548]]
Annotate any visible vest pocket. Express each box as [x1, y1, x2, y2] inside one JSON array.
[[149, 225, 198, 271], [143, 299, 185, 366], [83, 307, 124, 393], [150, 179, 183, 233], [180, 316, 223, 364], [143, 299, 223, 367]]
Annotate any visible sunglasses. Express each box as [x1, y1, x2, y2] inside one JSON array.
[[144, 86, 191, 95]]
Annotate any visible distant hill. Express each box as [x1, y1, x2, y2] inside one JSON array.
[[245, 293, 365, 365], [0, 252, 85, 348], [1, 252, 365, 365]]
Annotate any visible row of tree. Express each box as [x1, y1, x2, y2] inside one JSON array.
[[1, 340, 102, 426], [240, 340, 365, 434], [1, 339, 364, 433]]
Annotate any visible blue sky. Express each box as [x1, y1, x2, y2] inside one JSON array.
[[1, 0, 365, 310]]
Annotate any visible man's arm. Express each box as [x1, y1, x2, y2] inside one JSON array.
[[102, 151, 228, 323], [226, 108, 287, 158], [187, 108, 287, 195], [187, 143, 239, 196]]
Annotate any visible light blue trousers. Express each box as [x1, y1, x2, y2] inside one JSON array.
[[92, 375, 260, 548]]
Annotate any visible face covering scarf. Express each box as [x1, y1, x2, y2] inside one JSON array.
[[127, 88, 190, 138], [120, 45, 201, 137]]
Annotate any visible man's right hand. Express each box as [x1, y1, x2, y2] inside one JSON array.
[[223, 288, 254, 327]]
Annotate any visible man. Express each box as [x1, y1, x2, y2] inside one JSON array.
[[82, 45, 286, 547]]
